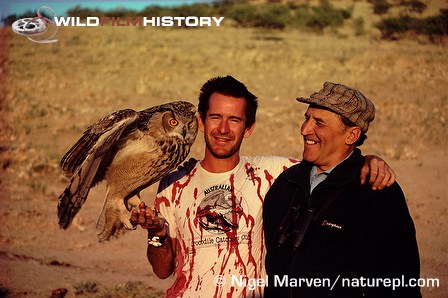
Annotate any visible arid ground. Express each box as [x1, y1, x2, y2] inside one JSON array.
[[0, 1, 447, 297]]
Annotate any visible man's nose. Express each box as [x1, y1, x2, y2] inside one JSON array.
[[218, 120, 230, 134], [301, 120, 313, 136]]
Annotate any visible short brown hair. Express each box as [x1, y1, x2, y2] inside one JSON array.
[[198, 76, 258, 128]]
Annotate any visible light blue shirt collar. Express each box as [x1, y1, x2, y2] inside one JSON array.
[[310, 151, 354, 194]]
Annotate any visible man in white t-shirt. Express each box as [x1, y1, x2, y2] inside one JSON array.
[[131, 76, 395, 297]]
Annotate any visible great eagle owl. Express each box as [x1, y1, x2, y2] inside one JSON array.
[[57, 101, 198, 242]]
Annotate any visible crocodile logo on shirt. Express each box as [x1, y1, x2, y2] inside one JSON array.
[[196, 186, 244, 234]]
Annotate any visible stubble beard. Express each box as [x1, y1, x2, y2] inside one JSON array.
[[206, 133, 245, 160]]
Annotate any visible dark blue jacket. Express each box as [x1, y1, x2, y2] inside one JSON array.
[[263, 149, 421, 298]]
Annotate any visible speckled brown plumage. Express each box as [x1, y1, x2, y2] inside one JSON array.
[[57, 101, 198, 242]]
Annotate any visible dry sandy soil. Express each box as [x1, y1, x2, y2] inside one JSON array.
[[0, 2, 447, 297]]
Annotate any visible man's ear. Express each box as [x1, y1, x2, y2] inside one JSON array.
[[346, 126, 361, 146], [243, 122, 255, 138], [197, 114, 205, 133]]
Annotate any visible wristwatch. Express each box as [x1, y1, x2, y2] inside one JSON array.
[[148, 233, 168, 247], [148, 221, 169, 247]]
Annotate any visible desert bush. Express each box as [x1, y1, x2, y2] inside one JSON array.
[[171, 3, 214, 17], [305, 0, 352, 31], [399, 0, 427, 14], [254, 4, 291, 29], [227, 4, 258, 27], [376, 15, 412, 39], [415, 9, 448, 42], [104, 281, 165, 298], [104, 7, 138, 18], [74, 281, 99, 295], [371, 0, 427, 15], [372, 0, 393, 15], [376, 9, 448, 42], [227, 3, 290, 29], [140, 6, 172, 18], [67, 6, 103, 18], [289, 3, 312, 29]]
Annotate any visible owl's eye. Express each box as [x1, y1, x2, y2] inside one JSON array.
[[169, 119, 178, 126], [188, 121, 194, 128]]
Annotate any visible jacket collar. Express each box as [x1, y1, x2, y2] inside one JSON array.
[[284, 148, 365, 190]]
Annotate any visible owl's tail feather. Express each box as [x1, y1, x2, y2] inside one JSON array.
[[57, 153, 102, 229]]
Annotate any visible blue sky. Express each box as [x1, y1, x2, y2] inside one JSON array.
[[0, 0, 215, 19]]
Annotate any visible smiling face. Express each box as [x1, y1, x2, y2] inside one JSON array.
[[199, 92, 254, 166], [301, 106, 360, 172]]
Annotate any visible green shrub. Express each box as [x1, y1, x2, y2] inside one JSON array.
[[140, 6, 173, 18], [67, 6, 103, 18], [372, 0, 393, 15], [376, 9, 448, 41], [104, 8, 137, 18], [254, 4, 291, 29], [227, 4, 258, 27], [415, 9, 448, 41], [305, 0, 351, 31], [400, 0, 427, 14], [376, 15, 412, 39], [228, 3, 291, 29], [171, 3, 214, 17]]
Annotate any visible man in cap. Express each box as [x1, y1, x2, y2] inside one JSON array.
[[131, 77, 397, 298], [263, 82, 421, 297]]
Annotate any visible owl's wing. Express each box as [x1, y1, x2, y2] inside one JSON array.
[[57, 109, 139, 229]]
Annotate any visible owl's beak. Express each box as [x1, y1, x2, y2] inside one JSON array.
[[182, 126, 187, 139]]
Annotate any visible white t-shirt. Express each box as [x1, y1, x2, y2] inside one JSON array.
[[155, 156, 298, 297]]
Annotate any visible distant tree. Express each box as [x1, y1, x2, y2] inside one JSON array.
[[2, 14, 19, 26], [2, 10, 36, 26]]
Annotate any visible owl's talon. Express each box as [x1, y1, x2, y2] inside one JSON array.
[[130, 219, 138, 230]]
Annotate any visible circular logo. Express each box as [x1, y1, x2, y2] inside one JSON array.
[[12, 18, 47, 35], [11, 6, 58, 43]]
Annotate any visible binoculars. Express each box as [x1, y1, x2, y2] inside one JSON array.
[[273, 205, 315, 250]]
